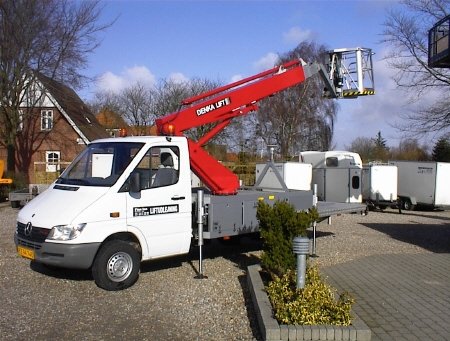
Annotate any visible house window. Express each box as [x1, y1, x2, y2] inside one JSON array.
[[41, 110, 53, 131], [46, 151, 60, 172]]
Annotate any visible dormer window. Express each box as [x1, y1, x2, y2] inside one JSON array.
[[41, 110, 53, 131]]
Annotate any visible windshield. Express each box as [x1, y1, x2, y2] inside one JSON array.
[[56, 142, 144, 187]]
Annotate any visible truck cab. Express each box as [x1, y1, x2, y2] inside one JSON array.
[[14, 136, 192, 290]]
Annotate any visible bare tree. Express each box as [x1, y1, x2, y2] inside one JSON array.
[[119, 83, 156, 128], [390, 138, 430, 160], [255, 41, 338, 159], [0, 0, 110, 173], [383, 0, 450, 136], [346, 137, 376, 163]]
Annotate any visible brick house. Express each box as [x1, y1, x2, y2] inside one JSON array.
[[0, 73, 108, 184]]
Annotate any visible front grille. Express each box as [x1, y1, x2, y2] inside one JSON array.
[[16, 238, 42, 250], [17, 222, 50, 244]]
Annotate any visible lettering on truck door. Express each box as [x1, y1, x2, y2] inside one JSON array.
[[125, 145, 191, 258]]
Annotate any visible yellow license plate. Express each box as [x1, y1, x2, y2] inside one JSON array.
[[17, 246, 35, 260]]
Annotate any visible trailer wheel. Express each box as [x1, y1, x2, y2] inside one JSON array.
[[402, 199, 415, 211], [10, 201, 20, 209], [92, 240, 140, 291]]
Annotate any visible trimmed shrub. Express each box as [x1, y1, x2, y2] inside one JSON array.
[[257, 200, 318, 277]]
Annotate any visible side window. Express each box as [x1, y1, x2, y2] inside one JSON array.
[[134, 146, 180, 190], [326, 157, 338, 167], [352, 176, 360, 189]]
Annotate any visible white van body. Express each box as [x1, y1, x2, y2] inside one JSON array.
[[300, 151, 363, 203]]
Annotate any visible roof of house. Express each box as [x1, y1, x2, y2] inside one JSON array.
[[36, 73, 108, 142]]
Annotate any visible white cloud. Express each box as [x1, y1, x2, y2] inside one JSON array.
[[96, 66, 156, 93], [168, 72, 189, 84], [126, 66, 157, 85], [97, 71, 125, 94], [231, 74, 243, 83], [253, 52, 279, 71], [283, 26, 313, 45]]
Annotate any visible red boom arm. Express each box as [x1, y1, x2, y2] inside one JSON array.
[[156, 60, 315, 195]]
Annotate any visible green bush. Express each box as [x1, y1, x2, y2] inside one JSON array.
[[266, 265, 354, 325], [257, 200, 318, 277]]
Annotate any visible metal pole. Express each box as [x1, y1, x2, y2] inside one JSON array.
[[195, 189, 207, 279], [293, 236, 309, 289], [311, 184, 318, 257]]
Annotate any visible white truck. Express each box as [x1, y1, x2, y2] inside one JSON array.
[[299, 151, 363, 203], [362, 163, 398, 210], [388, 161, 450, 210], [14, 50, 375, 290]]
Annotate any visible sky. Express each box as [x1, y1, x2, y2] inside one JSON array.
[[81, 0, 425, 150]]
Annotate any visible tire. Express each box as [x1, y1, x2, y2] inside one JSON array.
[[92, 240, 140, 291], [402, 199, 415, 211], [11, 201, 20, 209]]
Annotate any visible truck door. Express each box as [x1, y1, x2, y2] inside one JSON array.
[[126, 144, 191, 259]]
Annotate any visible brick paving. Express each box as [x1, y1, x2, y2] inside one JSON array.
[[322, 254, 450, 341]]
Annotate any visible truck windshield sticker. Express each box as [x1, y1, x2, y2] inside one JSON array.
[[196, 97, 231, 116], [133, 204, 179, 216]]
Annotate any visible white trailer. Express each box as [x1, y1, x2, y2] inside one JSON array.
[[362, 163, 398, 210], [299, 151, 363, 203], [388, 161, 450, 210]]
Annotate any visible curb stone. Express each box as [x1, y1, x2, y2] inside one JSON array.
[[247, 264, 371, 341]]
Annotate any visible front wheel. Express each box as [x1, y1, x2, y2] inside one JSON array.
[[92, 240, 140, 291]]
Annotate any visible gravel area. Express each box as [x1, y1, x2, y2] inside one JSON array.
[[1, 202, 449, 340]]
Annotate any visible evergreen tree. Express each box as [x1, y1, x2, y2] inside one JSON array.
[[371, 131, 389, 162], [432, 137, 450, 162]]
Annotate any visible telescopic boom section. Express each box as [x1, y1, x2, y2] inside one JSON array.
[[156, 60, 312, 195]]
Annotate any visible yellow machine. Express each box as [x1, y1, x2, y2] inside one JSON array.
[[0, 160, 13, 185]]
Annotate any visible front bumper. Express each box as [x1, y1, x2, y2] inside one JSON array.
[[14, 233, 100, 269]]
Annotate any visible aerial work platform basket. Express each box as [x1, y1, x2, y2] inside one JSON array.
[[326, 47, 375, 98], [428, 15, 450, 67]]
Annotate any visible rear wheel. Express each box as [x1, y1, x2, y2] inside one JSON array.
[[92, 240, 140, 291]]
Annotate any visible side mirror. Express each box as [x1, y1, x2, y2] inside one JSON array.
[[129, 171, 141, 193]]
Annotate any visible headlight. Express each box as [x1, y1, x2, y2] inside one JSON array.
[[48, 223, 87, 241]]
